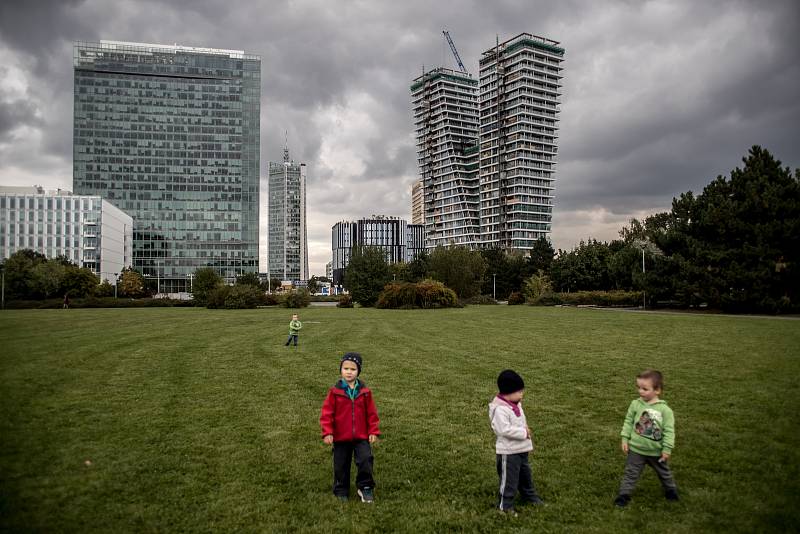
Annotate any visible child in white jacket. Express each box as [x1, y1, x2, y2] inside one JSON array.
[[488, 369, 544, 513]]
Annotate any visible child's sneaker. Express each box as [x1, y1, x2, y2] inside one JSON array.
[[614, 494, 631, 507], [665, 489, 680, 501], [523, 496, 545, 505], [357, 487, 374, 503]]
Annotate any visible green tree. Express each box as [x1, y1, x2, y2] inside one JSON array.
[[235, 272, 261, 287], [306, 275, 321, 295], [61, 265, 100, 298], [428, 246, 486, 299], [1, 249, 47, 299], [407, 250, 430, 282], [29, 260, 66, 299], [192, 267, 223, 305], [522, 270, 553, 304], [527, 237, 555, 276], [119, 268, 146, 298], [344, 246, 390, 307]]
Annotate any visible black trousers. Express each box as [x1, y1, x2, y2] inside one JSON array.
[[284, 334, 298, 346], [333, 440, 374, 496], [496, 452, 540, 510]]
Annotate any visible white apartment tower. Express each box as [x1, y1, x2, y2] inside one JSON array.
[[411, 67, 480, 248], [267, 146, 308, 282], [478, 33, 565, 249]]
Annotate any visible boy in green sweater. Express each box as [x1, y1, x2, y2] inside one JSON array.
[[284, 314, 302, 347], [614, 369, 679, 507]]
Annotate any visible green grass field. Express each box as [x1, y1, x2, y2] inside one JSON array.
[[1, 306, 798, 533]]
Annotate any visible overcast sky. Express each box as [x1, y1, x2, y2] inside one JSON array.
[[1, 0, 798, 275]]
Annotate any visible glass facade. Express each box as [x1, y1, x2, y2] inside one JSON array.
[[72, 41, 261, 292], [267, 149, 308, 282], [331, 217, 423, 285]]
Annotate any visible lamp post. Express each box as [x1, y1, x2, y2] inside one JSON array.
[[493, 273, 496, 300]]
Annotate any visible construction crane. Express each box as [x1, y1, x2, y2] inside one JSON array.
[[442, 30, 466, 73]]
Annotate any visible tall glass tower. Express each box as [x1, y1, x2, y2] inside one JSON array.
[[267, 146, 308, 283], [73, 40, 261, 292]]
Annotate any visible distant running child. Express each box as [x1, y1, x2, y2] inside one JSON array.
[[320, 352, 381, 503], [488, 369, 544, 514], [614, 369, 679, 507], [284, 313, 302, 347]]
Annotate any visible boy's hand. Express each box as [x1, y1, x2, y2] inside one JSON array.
[[323, 435, 334, 445], [621, 441, 629, 454], [660, 452, 670, 462], [368, 434, 377, 444]]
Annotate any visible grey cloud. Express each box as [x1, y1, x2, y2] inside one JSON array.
[[0, 0, 798, 273]]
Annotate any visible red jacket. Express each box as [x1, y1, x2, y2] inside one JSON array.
[[320, 381, 381, 441]]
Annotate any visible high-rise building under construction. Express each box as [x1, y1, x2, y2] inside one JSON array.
[[411, 33, 565, 251], [411, 67, 480, 248]]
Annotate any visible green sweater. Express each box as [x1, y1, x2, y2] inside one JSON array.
[[289, 320, 302, 335], [620, 398, 675, 456]]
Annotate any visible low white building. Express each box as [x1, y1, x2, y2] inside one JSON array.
[[0, 186, 133, 282]]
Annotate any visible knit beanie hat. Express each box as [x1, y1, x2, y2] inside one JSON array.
[[340, 352, 363, 375], [497, 369, 525, 394]]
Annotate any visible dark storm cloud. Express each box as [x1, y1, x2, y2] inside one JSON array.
[[1, 0, 798, 270]]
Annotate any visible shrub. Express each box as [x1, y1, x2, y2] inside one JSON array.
[[522, 270, 554, 305], [337, 294, 354, 308], [95, 281, 115, 298], [463, 294, 498, 305], [554, 290, 643, 307], [376, 279, 459, 309], [507, 292, 525, 305], [263, 293, 279, 306], [282, 289, 311, 308]]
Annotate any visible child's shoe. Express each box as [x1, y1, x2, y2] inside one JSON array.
[[665, 489, 680, 501], [522, 496, 545, 506], [499, 508, 518, 517], [336, 495, 348, 502], [614, 494, 631, 507], [357, 487, 374, 503]]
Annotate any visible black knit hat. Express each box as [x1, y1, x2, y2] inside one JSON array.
[[497, 369, 525, 394], [340, 352, 363, 375]]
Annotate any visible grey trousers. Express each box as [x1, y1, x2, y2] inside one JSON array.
[[496, 452, 540, 510], [619, 450, 678, 495]]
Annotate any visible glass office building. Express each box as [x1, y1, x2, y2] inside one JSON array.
[[331, 216, 424, 285], [267, 147, 308, 283], [73, 40, 261, 292]]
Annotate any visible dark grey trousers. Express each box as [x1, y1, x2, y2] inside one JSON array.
[[333, 440, 374, 496], [496, 452, 540, 510], [619, 451, 678, 495]]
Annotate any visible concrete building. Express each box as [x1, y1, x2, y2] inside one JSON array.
[[411, 67, 480, 248], [72, 40, 261, 292], [267, 146, 308, 283], [0, 186, 133, 282], [478, 33, 565, 249], [331, 216, 424, 285], [410, 33, 565, 252], [411, 179, 424, 225]]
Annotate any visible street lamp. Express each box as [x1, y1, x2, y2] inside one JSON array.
[[493, 273, 496, 300]]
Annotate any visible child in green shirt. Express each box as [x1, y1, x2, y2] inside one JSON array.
[[285, 313, 302, 347], [614, 369, 679, 507]]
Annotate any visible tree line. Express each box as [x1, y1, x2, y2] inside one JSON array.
[[344, 146, 798, 313]]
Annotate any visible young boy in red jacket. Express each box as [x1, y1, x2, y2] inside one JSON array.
[[320, 352, 381, 503]]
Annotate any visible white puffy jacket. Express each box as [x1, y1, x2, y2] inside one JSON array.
[[488, 396, 534, 455]]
